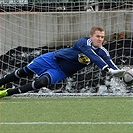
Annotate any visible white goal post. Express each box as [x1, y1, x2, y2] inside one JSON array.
[[0, 0, 133, 96]]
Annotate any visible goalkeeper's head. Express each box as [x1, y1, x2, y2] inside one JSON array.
[[89, 26, 105, 48]]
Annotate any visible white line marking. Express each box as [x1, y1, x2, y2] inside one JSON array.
[[0, 102, 29, 104], [0, 122, 133, 125]]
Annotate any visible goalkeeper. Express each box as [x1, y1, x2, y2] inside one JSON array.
[[0, 26, 125, 98]]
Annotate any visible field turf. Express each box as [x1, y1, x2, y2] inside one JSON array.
[[0, 96, 133, 133]]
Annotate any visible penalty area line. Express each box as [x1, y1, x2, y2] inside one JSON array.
[[0, 122, 133, 125]]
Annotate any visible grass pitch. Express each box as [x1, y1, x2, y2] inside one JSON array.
[[0, 96, 133, 133]]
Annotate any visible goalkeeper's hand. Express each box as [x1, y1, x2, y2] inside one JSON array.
[[108, 68, 125, 77]]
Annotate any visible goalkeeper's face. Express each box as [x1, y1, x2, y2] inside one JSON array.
[[90, 30, 105, 48]]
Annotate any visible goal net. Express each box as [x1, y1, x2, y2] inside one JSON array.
[[0, 0, 133, 96]]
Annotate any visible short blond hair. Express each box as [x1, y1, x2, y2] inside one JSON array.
[[90, 26, 104, 35]]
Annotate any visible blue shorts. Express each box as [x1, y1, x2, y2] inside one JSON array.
[[26, 52, 67, 84]]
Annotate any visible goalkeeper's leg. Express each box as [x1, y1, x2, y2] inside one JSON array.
[[0, 67, 34, 87], [0, 73, 51, 97]]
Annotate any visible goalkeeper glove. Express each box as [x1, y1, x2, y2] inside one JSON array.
[[108, 68, 125, 77]]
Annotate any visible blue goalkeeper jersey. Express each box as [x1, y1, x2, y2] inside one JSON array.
[[54, 36, 118, 76]]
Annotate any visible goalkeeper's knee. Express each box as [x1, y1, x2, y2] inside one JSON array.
[[33, 73, 51, 89], [16, 67, 34, 78]]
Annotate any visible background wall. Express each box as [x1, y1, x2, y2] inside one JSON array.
[[0, 11, 132, 55]]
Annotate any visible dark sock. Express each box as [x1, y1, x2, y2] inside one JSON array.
[[7, 82, 34, 96], [6, 74, 50, 96], [0, 72, 19, 86], [0, 68, 32, 87]]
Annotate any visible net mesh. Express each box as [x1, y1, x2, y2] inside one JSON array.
[[0, 0, 133, 96]]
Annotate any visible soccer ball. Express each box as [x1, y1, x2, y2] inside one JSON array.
[[123, 69, 133, 85]]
